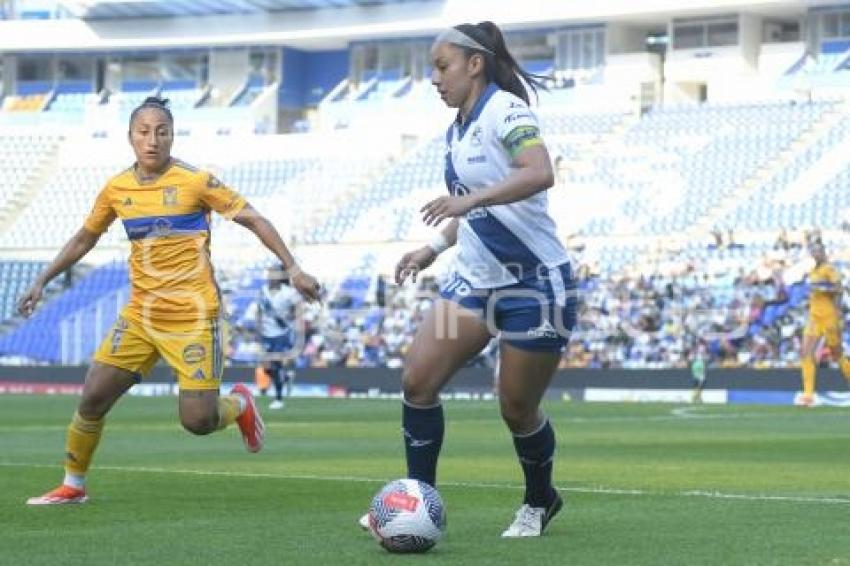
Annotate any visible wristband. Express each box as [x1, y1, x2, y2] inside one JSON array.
[[428, 232, 450, 255]]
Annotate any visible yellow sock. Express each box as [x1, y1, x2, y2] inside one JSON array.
[[801, 357, 816, 398], [217, 395, 242, 430], [64, 411, 104, 476]]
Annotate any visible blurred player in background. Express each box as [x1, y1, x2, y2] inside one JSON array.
[[256, 264, 301, 409], [690, 345, 707, 404], [799, 242, 850, 406], [361, 21, 576, 538], [19, 96, 321, 505]]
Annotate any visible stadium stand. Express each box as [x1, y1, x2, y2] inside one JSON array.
[[0, 262, 128, 363], [4, 0, 850, 371], [0, 261, 50, 324]]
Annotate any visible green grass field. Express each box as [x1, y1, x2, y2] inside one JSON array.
[[2, 395, 849, 565]]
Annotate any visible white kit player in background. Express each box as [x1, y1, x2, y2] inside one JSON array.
[[256, 265, 302, 409]]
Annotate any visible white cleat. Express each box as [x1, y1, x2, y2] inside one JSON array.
[[269, 400, 285, 410], [501, 494, 563, 538], [358, 512, 370, 530], [501, 505, 545, 537]]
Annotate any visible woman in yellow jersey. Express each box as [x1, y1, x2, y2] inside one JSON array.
[[800, 242, 850, 406], [19, 96, 322, 505]]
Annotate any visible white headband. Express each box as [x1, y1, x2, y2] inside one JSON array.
[[435, 27, 494, 55]]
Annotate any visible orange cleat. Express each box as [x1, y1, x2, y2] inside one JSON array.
[[26, 484, 88, 506], [231, 383, 265, 453]]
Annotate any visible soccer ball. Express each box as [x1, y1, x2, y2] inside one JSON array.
[[367, 478, 446, 553]]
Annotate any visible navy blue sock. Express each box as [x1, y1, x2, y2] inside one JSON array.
[[402, 401, 444, 487], [512, 418, 557, 508], [271, 367, 284, 401]]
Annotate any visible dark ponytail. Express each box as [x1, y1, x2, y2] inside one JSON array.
[[454, 21, 548, 105], [129, 95, 173, 129]]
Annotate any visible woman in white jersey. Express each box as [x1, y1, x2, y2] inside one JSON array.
[[363, 22, 577, 538]]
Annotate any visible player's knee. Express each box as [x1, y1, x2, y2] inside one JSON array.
[[499, 397, 536, 431], [180, 413, 217, 435], [77, 395, 111, 420], [402, 366, 439, 405]]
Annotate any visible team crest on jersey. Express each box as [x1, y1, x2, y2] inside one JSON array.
[[206, 174, 222, 189], [162, 186, 178, 207], [470, 125, 483, 147]]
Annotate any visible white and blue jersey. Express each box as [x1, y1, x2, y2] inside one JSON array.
[[258, 285, 300, 354], [440, 82, 576, 352], [445, 82, 571, 289]]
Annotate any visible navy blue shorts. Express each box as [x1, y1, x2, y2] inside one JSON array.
[[262, 334, 295, 358], [439, 263, 578, 352]]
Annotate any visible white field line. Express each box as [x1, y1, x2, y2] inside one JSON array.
[[3, 409, 847, 433], [2, 461, 848, 506]]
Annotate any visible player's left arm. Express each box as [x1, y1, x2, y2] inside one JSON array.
[[469, 142, 554, 207], [420, 108, 554, 226], [232, 204, 321, 303], [420, 142, 553, 226], [199, 172, 321, 302]]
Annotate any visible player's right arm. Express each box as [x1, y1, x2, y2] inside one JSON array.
[[395, 218, 459, 284], [18, 186, 115, 318]]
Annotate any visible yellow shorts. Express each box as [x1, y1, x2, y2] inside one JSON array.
[[93, 313, 225, 391], [804, 315, 842, 349]]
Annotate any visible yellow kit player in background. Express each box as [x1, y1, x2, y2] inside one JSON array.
[[800, 242, 850, 406], [19, 96, 322, 505]]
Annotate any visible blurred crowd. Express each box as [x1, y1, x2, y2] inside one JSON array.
[[225, 236, 849, 371]]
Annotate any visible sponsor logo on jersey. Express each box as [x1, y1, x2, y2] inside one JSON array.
[[191, 368, 206, 380], [151, 218, 172, 236], [467, 155, 487, 164], [504, 112, 533, 124], [122, 197, 133, 206], [206, 174, 222, 189]]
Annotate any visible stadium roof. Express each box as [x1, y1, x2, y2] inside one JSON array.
[[0, 0, 840, 53], [57, 0, 423, 20]]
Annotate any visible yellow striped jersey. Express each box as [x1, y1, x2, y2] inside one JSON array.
[[808, 262, 841, 319], [83, 159, 246, 324]]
